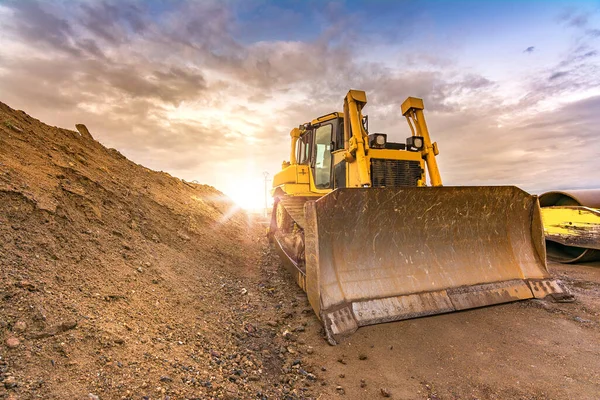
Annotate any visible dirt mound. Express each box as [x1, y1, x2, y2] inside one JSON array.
[[0, 102, 320, 399]]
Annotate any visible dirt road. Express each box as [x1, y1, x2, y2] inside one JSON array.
[[272, 250, 600, 400]]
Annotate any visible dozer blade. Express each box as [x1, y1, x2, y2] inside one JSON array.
[[303, 186, 572, 344]]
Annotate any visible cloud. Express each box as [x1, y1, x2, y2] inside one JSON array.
[[524, 46, 535, 53], [549, 71, 568, 80], [558, 8, 589, 28], [5, 1, 80, 55], [0, 0, 599, 207], [557, 6, 600, 38], [428, 95, 600, 192], [79, 1, 147, 44], [587, 29, 600, 37]]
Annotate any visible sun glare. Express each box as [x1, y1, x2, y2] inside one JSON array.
[[223, 179, 271, 212]]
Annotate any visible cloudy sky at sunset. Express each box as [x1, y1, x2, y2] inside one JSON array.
[[1, 0, 599, 209]]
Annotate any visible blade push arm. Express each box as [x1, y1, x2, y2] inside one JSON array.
[[402, 97, 443, 187], [343, 90, 371, 187]]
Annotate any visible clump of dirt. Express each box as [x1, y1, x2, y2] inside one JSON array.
[[0, 102, 321, 399]]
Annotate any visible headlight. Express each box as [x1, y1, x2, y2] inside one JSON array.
[[406, 136, 424, 151], [368, 133, 387, 148]]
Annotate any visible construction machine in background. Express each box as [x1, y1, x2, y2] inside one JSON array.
[[540, 189, 600, 263], [269, 90, 572, 345]]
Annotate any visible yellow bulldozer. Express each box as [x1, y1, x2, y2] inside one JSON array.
[[269, 89, 572, 344]]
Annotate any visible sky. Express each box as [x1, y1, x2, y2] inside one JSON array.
[[0, 0, 599, 210]]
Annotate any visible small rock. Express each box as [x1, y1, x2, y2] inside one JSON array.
[[177, 231, 191, 241], [358, 354, 368, 360], [282, 330, 296, 341], [88, 394, 100, 400], [30, 320, 77, 339], [7, 123, 23, 133], [240, 288, 248, 295], [75, 123, 94, 140], [15, 280, 37, 291], [380, 388, 391, 397], [339, 374, 345, 378], [573, 316, 592, 323], [337, 357, 346, 365], [137, 267, 143, 273], [306, 346, 314, 355], [360, 379, 367, 388], [294, 326, 305, 332], [3, 375, 17, 389], [160, 376, 173, 382], [210, 350, 221, 358], [266, 320, 278, 327], [336, 385, 345, 395], [5, 337, 20, 349], [13, 321, 27, 333]]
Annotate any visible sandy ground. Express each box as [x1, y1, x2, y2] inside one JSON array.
[[277, 254, 600, 400]]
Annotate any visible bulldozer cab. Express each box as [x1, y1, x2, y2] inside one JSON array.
[[294, 116, 342, 191]]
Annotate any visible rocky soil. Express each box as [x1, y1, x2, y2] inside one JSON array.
[[1, 101, 599, 400], [0, 102, 324, 399]]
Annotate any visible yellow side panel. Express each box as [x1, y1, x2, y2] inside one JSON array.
[[347, 160, 361, 188], [541, 206, 600, 249], [272, 165, 310, 187], [297, 166, 310, 184]]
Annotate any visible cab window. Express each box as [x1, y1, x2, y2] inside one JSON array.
[[296, 131, 312, 165], [313, 124, 333, 189]]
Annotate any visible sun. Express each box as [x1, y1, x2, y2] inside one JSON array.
[[223, 179, 272, 212]]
